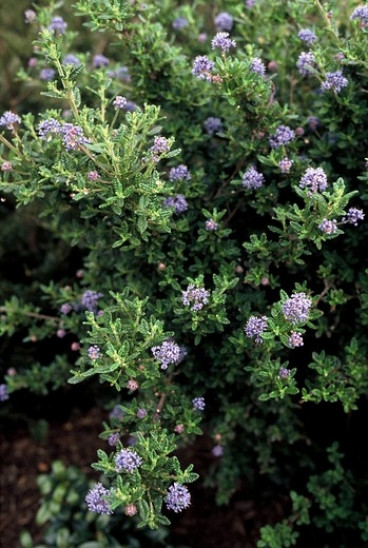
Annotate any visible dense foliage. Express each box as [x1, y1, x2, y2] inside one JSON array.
[[1, 0, 368, 546]]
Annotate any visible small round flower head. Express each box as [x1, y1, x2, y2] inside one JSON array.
[[123, 101, 137, 111], [350, 6, 368, 24], [211, 32, 236, 52], [198, 32, 208, 43], [278, 367, 290, 378], [63, 54, 80, 66], [38, 118, 61, 140], [244, 315, 268, 343], [182, 284, 210, 311], [204, 117, 223, 135], [269, 125, 295, 149], [298, 29, 317, 45], [151, 136, 170, 157], [192, 396, 205, 411], [0, 384, 9, 402], [93, 54, 109, 68], [60, 303, 72, 315], [166, 483, 191, 513], [242, 166, 265, 190], [80, 290, 103, 312], [137, 408, 147, 419], [127, 379, 139, 391], [174, 424, 184, 433], [85, 483, 113, 515], [88, 170, 100, 181], [297, 51, 316, 76], [279, 158, 294, 173], [113, 95, 127, 109], [0, 111, 21, 130], [307, 116, 319, 131], [172, 16, 189, 30], [289, 331, 304, 348], [71, 342, 80, 351], [299, 167, 328, 194], [115, 449, 142, 473], [169, 164, 191, 181], [24, 9, 37, 23], [151, 340, 181, 369], [214, 12, 233, 31], [28, 57, 37, 67], [192, 55, 215, 81], [1, 161, 12, 172], [40, 68, 56, 81], [245, 0, 257, 8], [250, 57, 266, 76], [88, 345, 101, 361], [108, 432, 120, 446], [56, 329, 66, 338], [344, 208, 365, 226], [109, 405, 124, 420], [205, 219, 218, 231], [60, 123, 89, 151], [318, 218, 337, 234], [321, 71, 348, 93], [48, 16, 67, 34], [163, 194, 188, 214], [124, 504, 138, 516], [282, 292, 312, 325], [212, 445, 224, 457]]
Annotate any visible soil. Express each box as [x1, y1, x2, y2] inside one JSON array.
[[0, 405, 285, 548]]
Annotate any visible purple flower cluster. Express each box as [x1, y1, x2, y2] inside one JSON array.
[[350, 6, 368, 24], [85, 483, 113, 515], [165, 483, 191, 513], [245, 0, 257, 8], [151, 340, 181, 370], [299, 167, 328, 194], [93, 54, 109, 68], [109, 405, 124, 420], [0, 111, 21, 130], [1, 161, 12, 172], [137, 408, 147, 419], [88, 170, 100, 181], [113, 95, 127, 109], [81, 290, 103, 313], [60, 303, 72, 315], [164, 194, 188, 214], [48, 16, 67, 34], [244, 315, 268, 343], [192, 55, 215, 81], [282, 292, 312, 324], [250, 58, 266, 76], [182, 284, 210, 311], [297, 51, 316, 76], [212, 445, 224, 457], [88, 345, 101, 361], [38, 118, 61, 139], [169, 164, 191, 181], [344, 208, 365, 226], [63, 54, 80, 66], [242, 166, 264, 189], [204, 117, 223, 135], [297, 29, 317, 45], [124, 504, 138, 516], [151, 136, 170, 157], [172, 17, 189, 30], [40, 68, 56, 81], [60, 123, 89, 150], [24, 9, 37, 23], [318, 218, 338, 234], [108, 433, 120, 446], [269, 125, 295, 149], [211, 32, 236, 52], [307, 116, 319, 131], [205, 219, 218, 231], [0, 384, 9, 402], [278, 367, 290, 378], [192, 397, 206, 411], [289, 332, 304, 348], [115, 449, 142, 473], [214, 12, 233, 31], [321, 71, 348, 93], [279, 158, 294, 173]]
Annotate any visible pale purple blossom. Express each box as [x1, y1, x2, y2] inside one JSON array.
[[182, 284, 210, 311], [245, 0, 257, 8], [88, 170, 100, 181], [204, 117, 223, 135], [60, 303, 72, 315], [278, 367, 290, 378], [350, 6, 368, 24], [108, 433, 120, 446], [151, 136, 170, 157], [24, 9, 37, 23], [297, 51, 316, 76], [307, 116, 319, 131], [192, 397, 205, 410], [343, 208, 365, 226], [250, 58, 266, 76], [0, 111, 21, 130], [86, 483, 113, 515], [169, 165, 191, 181], [269, 125, 295, 149], [282, 293, 312, 325], [115, 449, 142, 473], [192, 55, 215, 81], [244, 316, 268, 343], [172, 17, 189, 30], [40, 68, 56, 81], [48, 16, 67, 34], [109, 405, 124, 420], [165, 483, 191, 513], [163, 194, 188, 214], [137, 408, 147, 419], [93, 54, 109, 68], [151, 340, 181, 370], [321, 71, 348, 93], [60, 123, 89, 150], [63, 55, 80, 66], [56, 329, 65, 340], [0, 384, 9, 402], [113, 95, 127, 109], [38, 118, 61, 139], [205, 219, 218, 231], [279, 158, 294, 173], [127, 379, 139, 391], [211, 32, 236, 52], [124, 504, 138, 516], [1, 161, 12, 172], [242, 166, 264, 189], [212, 445, 224, 457], [288, 332, 304, 348], [214, 12, 233, 31], [299, 167, 328, 194], [80, 290, 103, 312], [318, 218, 338, 234], [88, 345, 101, 361], [298, 29, 317, 45]]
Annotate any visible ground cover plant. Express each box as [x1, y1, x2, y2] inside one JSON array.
[[1, 0, 368, 546]]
